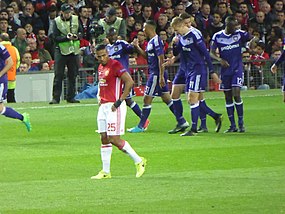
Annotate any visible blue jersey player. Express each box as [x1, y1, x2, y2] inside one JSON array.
[[106, 27, 149, 129], [164, 13, 192, 135], [170, 17, 222, 136], [271, 37, 285, 103], [166, 13, 222, 134], [0, 44, 31, 131], [128, 20, 182, 133], [210, 16, 257, 133]]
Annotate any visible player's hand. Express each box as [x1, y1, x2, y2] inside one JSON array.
[[253, 36, 260, 42], [162, 58, 171, 68], [159, 76, 166, 88], [132, 38, 139, 47], [163, 57, 175, 68], [111, 99, 122, 112], [103, 38, 110, 45], [211, 73, 222, 84], [172, 36, 179, 44], [220, 59, 230, 68], [271, 64, 277, 74], [111, 105, 117, 112]]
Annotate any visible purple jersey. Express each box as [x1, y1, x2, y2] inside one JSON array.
[[0, 44, 11, 83], [274, 40, 285, 88], [275, 38, 285, 68], [146, 35, 164, 75], [211, 29, 250, 76], [107, 40, 134, 72], [175, 27, 214, 75]]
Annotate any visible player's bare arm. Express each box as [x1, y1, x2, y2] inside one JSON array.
[[248, 36, 260, 50], [132, 38, 147, 59], [271, 64, 277, 74], [163, 36, 181, 67], [111, 72, 134, 112], [210, 49, 230, 68], [158, 54, 166, 88]]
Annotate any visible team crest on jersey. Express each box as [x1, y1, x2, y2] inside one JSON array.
[[99, 79, 106, 83], [233, 35, 239, 41], [186, 37, 193, 44], [147, 43, 153, 51], [114, 46, 119, 52], [105, 69, 110, 76]]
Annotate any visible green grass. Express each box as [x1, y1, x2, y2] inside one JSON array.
[[0, 90, 285, 213]]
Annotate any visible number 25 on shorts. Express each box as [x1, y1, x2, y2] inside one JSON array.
[[107, 123, 116, 132]]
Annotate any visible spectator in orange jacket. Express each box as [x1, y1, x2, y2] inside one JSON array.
[[0, 33, 20, 103]]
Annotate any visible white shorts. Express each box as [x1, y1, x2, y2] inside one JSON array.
[[97, 101, 127, 136]]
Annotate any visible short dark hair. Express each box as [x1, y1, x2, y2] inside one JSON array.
[[0, 9, 8, 14], [225, 16, 237, 24], [95, 44, 106, 52], [218, 2, 227, 7], [78, 5, 88, 13], [142, 4, 152, 11], [145, 20, 156, 29], [0, 18, 8, 22], [5, 6, 14, 11], [179, 12, 192, 20], [234, 10, 243, 15], [256, 41, 266, 50]]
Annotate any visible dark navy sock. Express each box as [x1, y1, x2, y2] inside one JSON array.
[[138, 106, 151, 128], [226, 103, 236, 128], [199, 99, 217, 119], [2, 107, 23, 120], [129, 101, 142, 118], [190, 103, 200, 132], [173, 99, 186, 125], [235, 101, 244, 127], [199, 106, 207, 129]]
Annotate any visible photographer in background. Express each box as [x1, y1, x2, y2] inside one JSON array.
[[97, 7, 127, 41], [49, 3, 83, 104]]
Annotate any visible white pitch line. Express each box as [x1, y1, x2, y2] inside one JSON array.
[[14, 103, 98, 110], [12, 93, 281, 110], [181, 92, 281, 100]]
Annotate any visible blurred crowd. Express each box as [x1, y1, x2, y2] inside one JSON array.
[[0, 0, 284, 88]]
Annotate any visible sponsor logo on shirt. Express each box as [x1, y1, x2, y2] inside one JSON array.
[[99, 78, 108, 86], [182, 47, 191, 51], [111, 54, 121, 59], [221, 43, 240, 51]]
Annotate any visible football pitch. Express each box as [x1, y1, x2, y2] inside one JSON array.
[[0, 89, 284, 213]]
